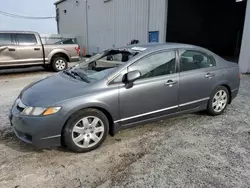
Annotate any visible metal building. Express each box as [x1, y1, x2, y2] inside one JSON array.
[[55, 0, 250, 73]]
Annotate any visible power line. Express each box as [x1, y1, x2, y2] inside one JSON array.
[[0, 10, 55, 19]]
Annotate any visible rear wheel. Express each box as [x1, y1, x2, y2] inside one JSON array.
[[207, 86, 229, 116], [51, 57, 68, 72], [63, 109, 109, 153]]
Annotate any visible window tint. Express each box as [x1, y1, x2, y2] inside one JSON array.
[[128, 51, 176, 80], [179, 50, 215, 72], [16, 34, 37, 45], [0, 33, 12, 45]]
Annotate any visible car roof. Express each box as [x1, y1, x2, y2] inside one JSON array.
[[121, 42, 207, 53]]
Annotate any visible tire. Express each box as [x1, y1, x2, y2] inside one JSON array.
[[51, 56, 68, 72], [207, 86, 229, 116], [63, 109, 109, 153]]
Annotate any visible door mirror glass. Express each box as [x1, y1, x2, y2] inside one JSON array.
[[125, 70, 141, 82]]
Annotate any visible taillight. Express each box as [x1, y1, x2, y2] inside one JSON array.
[[238, 73, 241, 79], [75, 46, 80, 55]]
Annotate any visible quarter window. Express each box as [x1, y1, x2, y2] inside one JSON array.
[[128, 51, 176, 80], [0, 33, 12, 45], [179, 50, 215, 72], [16, 34, 37, 45]]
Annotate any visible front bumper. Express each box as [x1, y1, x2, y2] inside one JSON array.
[[9, 100, 63, 148]]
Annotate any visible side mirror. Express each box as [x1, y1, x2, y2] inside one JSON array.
[[126, 70, 141, 82]]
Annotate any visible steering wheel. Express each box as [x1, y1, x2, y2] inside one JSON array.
[[88, 62, 97, 70]]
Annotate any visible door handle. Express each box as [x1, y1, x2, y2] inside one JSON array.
[[8, 48, 15, 51], [205, 73, 215, 79], [34, 48, 40, 51], [164, 80, 178, 87]]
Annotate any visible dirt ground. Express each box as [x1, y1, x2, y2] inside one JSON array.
[[0, 67, 250, 188]]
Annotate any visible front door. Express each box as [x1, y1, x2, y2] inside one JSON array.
[[178, 49, 218, 110], [118, 50, 179, 125], [0, 33, 18, 66], [14, 33, 43, 65]]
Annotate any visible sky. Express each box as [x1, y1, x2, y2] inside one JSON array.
[[0, 0, 57, 34]]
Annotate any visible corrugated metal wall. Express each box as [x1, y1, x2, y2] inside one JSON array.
[[87, 0, 167, 54], [114, 0, 148, 49], [56, 0, 87, 53], [56, 0, 167, 54], [86, 0, 116, 53], [149, 0, 167, 42], [239, 0, 250, 73]]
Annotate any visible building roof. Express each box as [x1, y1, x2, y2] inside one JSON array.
[[54, 0, 67, 5]]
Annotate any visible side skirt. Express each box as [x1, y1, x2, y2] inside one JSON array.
[[112, 103, 207, 134]]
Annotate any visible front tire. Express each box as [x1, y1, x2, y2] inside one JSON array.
[[63, 109, 109, 153], [51, 57, 68, 72], [207, 86, 229, 116]]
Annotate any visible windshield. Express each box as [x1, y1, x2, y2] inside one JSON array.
[[68, 49, 139, 82]]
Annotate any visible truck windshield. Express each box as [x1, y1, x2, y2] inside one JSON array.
[[72, 49, 139, 82]]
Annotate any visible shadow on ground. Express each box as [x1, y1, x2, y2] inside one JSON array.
[[0, 67, 47, 76]]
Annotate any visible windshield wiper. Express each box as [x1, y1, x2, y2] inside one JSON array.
[[63, 70, 78, 79], [71, 70, 90, 83]]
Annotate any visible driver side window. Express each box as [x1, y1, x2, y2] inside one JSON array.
[[128, 51, 176, 80]]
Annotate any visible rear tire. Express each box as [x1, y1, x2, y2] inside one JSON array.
[[51, 57, 68, 72], [207, 86, 229, 116], [63, 109, 109, 153]]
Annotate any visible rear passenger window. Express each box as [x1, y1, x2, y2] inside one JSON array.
[[16, 34, 37, 45], [0, 33, 12, 45], [179, 50, 215, 72]]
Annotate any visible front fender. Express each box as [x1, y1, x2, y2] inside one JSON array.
[[59, 99, 118, 130]]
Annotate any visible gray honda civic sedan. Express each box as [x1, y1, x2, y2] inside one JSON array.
[[9, 43, 240, 152]]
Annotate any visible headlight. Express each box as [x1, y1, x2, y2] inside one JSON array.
[[21, 107, 61, 116]]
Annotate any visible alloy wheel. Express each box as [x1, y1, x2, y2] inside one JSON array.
[[72, 116, 105, 148], [212, 90, 228, 113], [55, 59, 66, 70]]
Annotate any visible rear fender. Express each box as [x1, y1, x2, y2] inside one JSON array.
[[48, 49, 70, 64]]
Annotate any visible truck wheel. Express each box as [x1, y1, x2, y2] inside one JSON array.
[[63, 109, 109, 153], [51, 57, 68, 72]]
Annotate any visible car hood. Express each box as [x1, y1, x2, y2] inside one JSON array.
[[20, 73, 90, 107]]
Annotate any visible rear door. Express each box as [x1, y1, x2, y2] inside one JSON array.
[[0, 33, 18, 66], [14, 33, 43, 65], [178, 49, 218, 110]]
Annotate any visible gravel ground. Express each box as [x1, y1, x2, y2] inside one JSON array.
[[0, 68, 250, 188]]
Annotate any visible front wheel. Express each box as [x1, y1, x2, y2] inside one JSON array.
[[207, 86, 229, 116], [51, 57, 68, 72], [63, 109, 109, 153]]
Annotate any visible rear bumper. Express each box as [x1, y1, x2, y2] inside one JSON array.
[[9, 102, 63, 148], [231, 88, 239, 102], [70, 56, 80, 62]]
